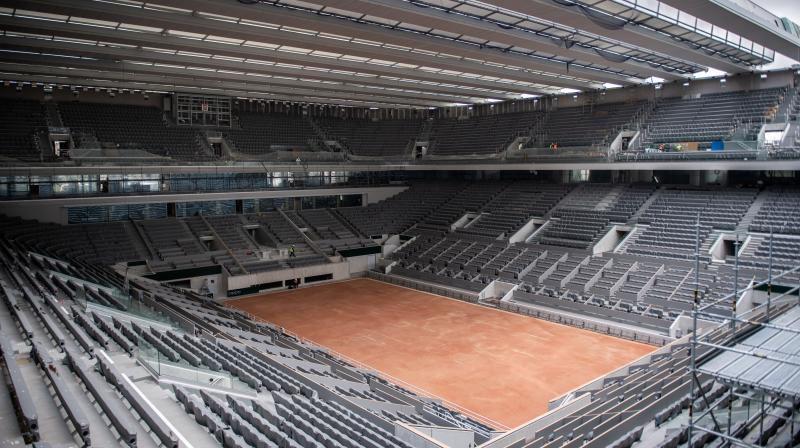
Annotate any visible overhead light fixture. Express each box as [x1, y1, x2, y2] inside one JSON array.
[[682, 81, 690, 87], [720, 78, 727, 83], [760, 73, 767, 79], [654, 84, 662, 90]]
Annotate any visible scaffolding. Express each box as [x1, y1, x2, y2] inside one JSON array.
[[687, 227, 800, 447]]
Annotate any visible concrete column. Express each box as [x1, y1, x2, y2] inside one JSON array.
[[704, 170, 728, 186], [636, 170, 654, 183], [689, 170, 702, 186]]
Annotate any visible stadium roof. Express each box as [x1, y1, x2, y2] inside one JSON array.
[[0, 0, 797, 108]]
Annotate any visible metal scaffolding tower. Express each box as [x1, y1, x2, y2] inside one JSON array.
[[687, 230, 800, 447]]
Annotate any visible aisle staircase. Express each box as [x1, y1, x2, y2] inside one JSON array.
[[735, 190, 767, 234], [594, 185, 625, 211], [628, 186, 662, 225]]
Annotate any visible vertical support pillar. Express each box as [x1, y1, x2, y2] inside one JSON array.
[[688, 213, 701, 443]]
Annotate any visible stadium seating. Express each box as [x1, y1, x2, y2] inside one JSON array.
[[288, 209, 378, 256], [224, 112, 320, 153], [0, 99, 50, 162], [0, 215, 141, 265], [377, 180, 800, 332], [2, 4, 800, 445], [416, 181, 510, 232], [537, 184, 656, 249], [748, 187, 800, 234], [642, 88, 785, 147], [0, 87, 791, 164], [0, 237, 496, 446], [318, 117, 423, 157], [456, 183, 572, 239], [626, 188, 757, 260], [737, 233, 800, 273], [59, 102, 212, 161], [427, 112, 541, 156], [336, 181, 465, 237], [531, 101, 645, 148], [3, 172, 800, 448]]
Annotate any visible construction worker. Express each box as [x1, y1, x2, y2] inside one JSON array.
[[289, 245, 296, 257]]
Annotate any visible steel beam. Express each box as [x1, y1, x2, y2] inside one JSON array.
[[485, 0, 750, 73], [0, 50, 484, 105], [660, 0, 800, 61], [0, 69, 440, 108], [157, 0, 653, 82], [309, 0, 686, 79], [0, 62, 455, 107], [0, 0, 606, 89], [0, 15, 546, 95], [0, 34, 512, 100]]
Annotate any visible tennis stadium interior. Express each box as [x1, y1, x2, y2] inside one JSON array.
[[1, 0, 800, 447]]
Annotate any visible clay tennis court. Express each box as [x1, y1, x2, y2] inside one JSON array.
[[227, 278, 654, 428]]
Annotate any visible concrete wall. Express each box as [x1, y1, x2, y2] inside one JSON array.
[[477, 394, 592, 448], [509, 218, 545, 244], [478, 280, 515, 301], [402, 424, 476, 448], [499, 300, 672, 346], [668, 314, 719, 339], [0, 185, 407, 224], [593, 225, 632, 254], [225, 260, 350, 295], [188, 275, 223, 297], [347, 254, 377, 275], [393, 423, 451, 448]]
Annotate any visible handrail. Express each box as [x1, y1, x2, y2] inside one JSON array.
[[236, 308, 510, 431], [199, 214, 249, 276]]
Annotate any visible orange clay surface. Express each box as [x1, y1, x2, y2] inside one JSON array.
[[227, 278, 654, 428]]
